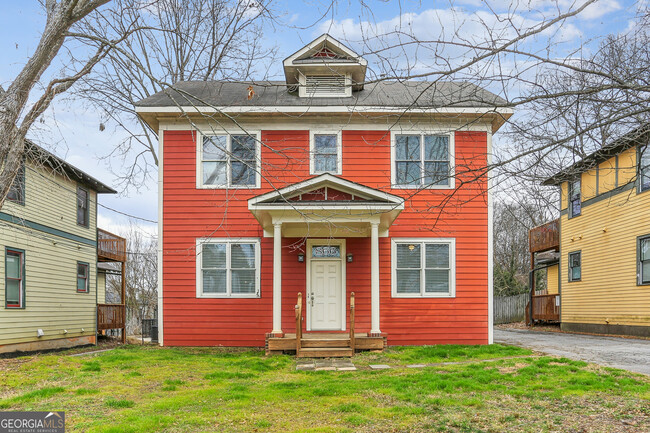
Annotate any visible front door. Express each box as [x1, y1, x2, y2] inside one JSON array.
[[309, 259, 343, 330]]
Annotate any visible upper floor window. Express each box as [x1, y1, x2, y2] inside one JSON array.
[[568, 178, 581, 218], [197, 238, 260, 298], [77, 187, 89, 227], [640, 144, 650, 192], [6, 162, 25, 205], [639, 235, 650, 285], [393, 134, 453, 188], [392, 239, 455, 298], [568, 251, 581, 282], [311, 133, 341, 174], [5, 248, 24, 308], [200, 134, 258, 188]]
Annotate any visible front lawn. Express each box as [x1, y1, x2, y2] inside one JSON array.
[[0, 344, 648, 432]]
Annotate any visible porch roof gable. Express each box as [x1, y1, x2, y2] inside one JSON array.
[[248, 173, 404, 208]]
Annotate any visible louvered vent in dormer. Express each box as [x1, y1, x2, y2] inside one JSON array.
[[300, 75, 351, 98]]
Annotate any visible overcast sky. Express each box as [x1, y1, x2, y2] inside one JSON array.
[[0, 0, 637, 237]]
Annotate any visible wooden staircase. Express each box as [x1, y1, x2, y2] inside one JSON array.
[[294, 292, 356, 358]]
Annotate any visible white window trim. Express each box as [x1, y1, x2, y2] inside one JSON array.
[[196, 238, 261, 298], [390, 132, 455, 190], [391, 238, 456, 298], [309, 130, 343, 175], [196, 131, 261, 189]]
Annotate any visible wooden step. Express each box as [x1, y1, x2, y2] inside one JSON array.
[[301, 338, 351, 348], [297, 347, 354, 358]]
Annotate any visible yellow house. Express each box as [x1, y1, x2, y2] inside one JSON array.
[[0, 142, 126, 354], [540, 126, 650, 337]]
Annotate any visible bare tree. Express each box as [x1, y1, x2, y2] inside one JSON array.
[[76, 0, 278, 190], [0, 0, 118, 207]]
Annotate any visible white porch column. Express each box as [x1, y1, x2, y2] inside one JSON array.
[[272, 222, 283, 336], [370, 222, 381, 336]]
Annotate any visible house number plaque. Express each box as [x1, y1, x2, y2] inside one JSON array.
[[312, 246, 341, 258]]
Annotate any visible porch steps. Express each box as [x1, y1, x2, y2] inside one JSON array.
[[297, 347, 354, 358], [301, 338, 350, 348], [266, 333, 386, 355]]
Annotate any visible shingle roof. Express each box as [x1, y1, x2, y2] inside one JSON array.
[[542, 124, 650, 186], [135, 80, 507, 109]]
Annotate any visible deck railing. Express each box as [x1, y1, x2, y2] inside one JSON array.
[[295, 293, 303, 356], [97, 228, 127, 262], [531, 294, 560, 321], [97, 304, 126, 330], [349, 292, 355, 351], [529, 219, 560, 253]]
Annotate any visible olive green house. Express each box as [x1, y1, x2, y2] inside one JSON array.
[[0, 143, 127, 354]]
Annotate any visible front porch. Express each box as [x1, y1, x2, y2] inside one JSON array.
[[266, 292, 386, 357], [249, 174, 404, 352]]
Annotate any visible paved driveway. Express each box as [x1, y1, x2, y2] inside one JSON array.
[[494, 329, 650, 375]]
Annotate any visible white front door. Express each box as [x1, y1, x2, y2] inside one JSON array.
[[309, 259, 343, 330]]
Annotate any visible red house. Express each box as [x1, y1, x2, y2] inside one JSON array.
[[135, 35, 511, 353]]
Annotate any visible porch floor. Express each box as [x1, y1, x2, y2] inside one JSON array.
[[266, 332, 386, 356]]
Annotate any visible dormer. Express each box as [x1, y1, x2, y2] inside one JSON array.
[[283, 34, 367, 98]]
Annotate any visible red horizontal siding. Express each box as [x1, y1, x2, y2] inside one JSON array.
[[162, 129, 488, 347]]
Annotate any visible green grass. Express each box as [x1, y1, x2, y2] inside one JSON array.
[[0, 344, 648, 432]]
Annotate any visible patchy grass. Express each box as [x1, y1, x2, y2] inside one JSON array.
[[0, 345, 648, 432]]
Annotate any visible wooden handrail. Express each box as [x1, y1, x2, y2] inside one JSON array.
[[295, 292, 303, 355], [349, 292, 355, 352]]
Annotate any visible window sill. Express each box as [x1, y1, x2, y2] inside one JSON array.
[[311, 170, 342, 176], [197, 294, 260, 299], [391, 293, 455, 299], [392, 184, 454, 190], [197, 185, 260, 190]]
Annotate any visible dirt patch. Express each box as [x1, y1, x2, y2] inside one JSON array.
[[496, 363, 527, 374]]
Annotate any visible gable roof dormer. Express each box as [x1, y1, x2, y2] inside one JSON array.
[[283, 34, 368, 97]]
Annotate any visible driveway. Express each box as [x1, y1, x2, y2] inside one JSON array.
[[494, 329, 650, 375]]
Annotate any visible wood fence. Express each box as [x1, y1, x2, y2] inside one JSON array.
[[494, 293, 528, 324]]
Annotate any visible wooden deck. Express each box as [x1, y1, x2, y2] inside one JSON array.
[[266, 332, 386, 355], [529, 219, 559, 253], [97, 228, 127, 263], [97, 303, 126, 330]]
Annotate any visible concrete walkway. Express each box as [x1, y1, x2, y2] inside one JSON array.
[[494, 329, 650, 375]]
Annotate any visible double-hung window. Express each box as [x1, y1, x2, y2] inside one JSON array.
[[197, 239, 260, 297], [200, 134, 258, 188], [568, 178, 581, 218], [639, 144, 650, 192], [639, 236, 650, 285], [77, 187, 89, 227], [5, 248, 24, 308], [392, 239, 455, 297], [568, 251, 581, 282], [311, 133, 341, 174], [77, 262, 89, 293], [6, 162, 25, 205], [394, 134, 452, 188]]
